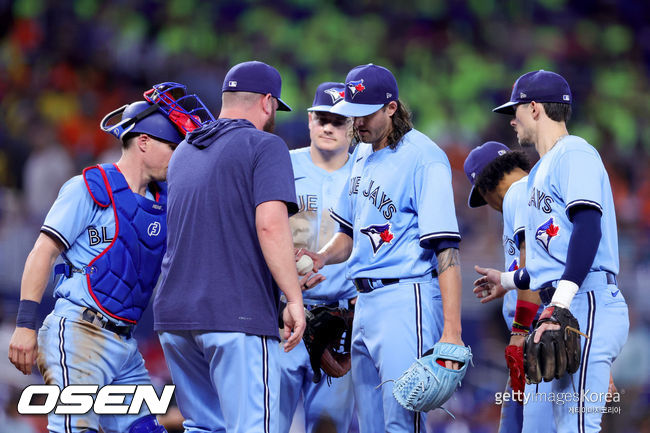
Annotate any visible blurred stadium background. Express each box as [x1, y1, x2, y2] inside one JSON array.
[[0, 0, 648, 432]]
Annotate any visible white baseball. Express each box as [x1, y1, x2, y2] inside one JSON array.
[[481, 290, 489, 298], [296, 255, 314, 276]]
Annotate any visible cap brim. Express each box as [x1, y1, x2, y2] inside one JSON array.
[[492, 101, 518, 115], [330, 100, 383, 117], [307, 105, 334, 112], [277, 97, 292, 112], [468, 185, 487, 208]]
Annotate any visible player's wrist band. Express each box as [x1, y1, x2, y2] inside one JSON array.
[[513, 299, 538, 332], [500, 271, 517, 291], [511, 321, 530, 334], [16, 299, 40, 330], [511, 331, 529, 337], [550, 280, 579, 309]]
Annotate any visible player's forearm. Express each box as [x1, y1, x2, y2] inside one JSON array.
[[317, 232, 352, 265], [256, 201, 303, 305], [437, 248, 462, 339], [20, 233, 63, 303]]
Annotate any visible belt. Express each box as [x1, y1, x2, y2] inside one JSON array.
[[82, 308, 133, 338], [353, 269, 438, 294], [303, 298, 356, 311], [304, 301, 339, 311], [538, 271, 617, 305]]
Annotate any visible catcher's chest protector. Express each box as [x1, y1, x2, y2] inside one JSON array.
[[82, 163, 167, 324]]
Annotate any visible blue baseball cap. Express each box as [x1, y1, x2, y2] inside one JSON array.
[[463, 141, 511, 208], [493, 70, 572, 115], [307, 82, 346, 112], [330, 64, 398, 117], [222, 61, 292, 111]]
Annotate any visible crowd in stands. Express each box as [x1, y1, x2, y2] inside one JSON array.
[[0, 1, 648, 431]]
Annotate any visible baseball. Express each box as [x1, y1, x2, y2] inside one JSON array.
[[296, 255, 314, 276]]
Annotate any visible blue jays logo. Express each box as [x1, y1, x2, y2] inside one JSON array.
[[324, 88, 344, 104], [360, 223, 394, 254], [508, 259, 519, 272], [535, 217, 560, 252], [347, 79, 366, 100]]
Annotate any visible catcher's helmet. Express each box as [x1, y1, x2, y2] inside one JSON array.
[[101, 101, 184, 144], [101, 81, 215, 144]]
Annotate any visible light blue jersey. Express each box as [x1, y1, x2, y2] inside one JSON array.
[[331, 130, 460, 279], [523, 135, 628, 433], [525, 135, 619, 291], [289, 147, 356, 302], [500, 176, 556, 433], [38, 172, 162, 433], [41, 176, 154, 325], [500, 176, 527, 329]]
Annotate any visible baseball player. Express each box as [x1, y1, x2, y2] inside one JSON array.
[[7, 82, 211, 433], [464, 142, 554, 433], [302, 64, 464, 433], [279, 82, 357, 433], [477, 70, 629, 432], [153, 61, 306, 433]]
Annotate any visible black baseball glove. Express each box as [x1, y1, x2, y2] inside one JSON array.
[[303, 306, 353, 384], [524, 305, 583, 383]]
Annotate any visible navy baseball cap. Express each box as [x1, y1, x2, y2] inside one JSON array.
[[493, 70, 571, 115], [222, 61, 292, 111], [331, 64, 398, 117], [307, 82, 346, 112], [464, 141, 511, 208]]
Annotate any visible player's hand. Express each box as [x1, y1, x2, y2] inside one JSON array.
[[8, 327, 38, 375], [473, 265, 506, 303], [436, 332, 464, 370], [282, 301, 306, 352], [299, 272, 326, 291], [607, 373, 617, 402], [296, 249, 326, 273], [532, 321, 561, 344]]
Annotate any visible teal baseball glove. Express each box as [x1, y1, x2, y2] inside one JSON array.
[[392, 342, 472, 415]]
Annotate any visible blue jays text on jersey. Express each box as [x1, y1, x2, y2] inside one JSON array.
[[347, 178, 397, 220], [528, 186, 554, 214], [501, 176, 528, 330]]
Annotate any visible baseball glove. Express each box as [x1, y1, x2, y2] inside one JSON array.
[[392, 342, 472, 414], [524, 305, 583, 384], [505, 345, 525, 402], [302, 306, 353, 384]]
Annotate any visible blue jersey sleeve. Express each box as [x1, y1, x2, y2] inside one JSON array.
[[253, 136, 298, 214], [556, 149, 605, 215], [41, 176, 95, 250], [416, 162, 461, 248]]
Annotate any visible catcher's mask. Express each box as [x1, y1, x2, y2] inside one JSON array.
[[143, 82, 215, 134], [100, 82, 214, 142]]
